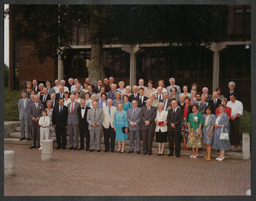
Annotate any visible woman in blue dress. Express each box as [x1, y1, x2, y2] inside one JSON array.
[[113, 101, 129, 153], [122, 95, 132, 112]]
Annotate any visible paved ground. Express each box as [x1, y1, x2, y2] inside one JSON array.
[[4, 144, 250, 196]]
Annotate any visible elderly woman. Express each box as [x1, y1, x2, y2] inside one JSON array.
[[117, 81, 126, 97], [24, 81, 32, 98], [96, 86, 107, 100], [187, 104, 203, 158], [180, 85, 192, 98], [190, 89, 197, 106], [123, 95, 132, 112], [112, 91, 123, 107], [98, 92, 108, 108], [74, 91, 81, 103], [213, 104, 231, 161], [178, 94, 185, 109], [155, 102, 168, 155], [150, 92, 159, 108], [125, 85, 132, 97], [113, 101, 129, 153], [169, 87, 179, 102], [203, 106, 216, 160], [144, 80, 155, 98], [45, 100, 56, 141], [215, 98, 231, 119], [84, 92, 92, 105], [86, 94, 97, 108]]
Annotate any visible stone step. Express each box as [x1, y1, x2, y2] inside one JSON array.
[[9, 132, 22, 138], [15, 126, 26, 132], [4, 138, 31, 145]]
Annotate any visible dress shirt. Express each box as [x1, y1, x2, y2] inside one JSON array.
[[23, 98, 27, 109], [53, 86, 60, 94], [81, 107, 86, 119], [139, 96, 144, 104], [227, 100, 243, 116], [59, 105, 63, 113], [163, 99, 168, 111], [35, 102, 38, 108]]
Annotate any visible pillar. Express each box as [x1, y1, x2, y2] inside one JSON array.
[[58, 53, 64, 80], [4, 150, 15, 177], [242, 133, 250, 159], [41, 140, 53, 161]]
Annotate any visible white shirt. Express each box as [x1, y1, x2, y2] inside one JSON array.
[[215, 116, 221, 125], [23, 98, 27, 109], [53, 86, 60, 94], [227, 100, 243, 117], [38, 116, 50, 127], [64, 98, 71, 107], [63, 86, 69, 93], [81, 107, 86, 119], [139, 96, 144, 104], [162, 99, 169, 111], [155, 110, 168, 132]]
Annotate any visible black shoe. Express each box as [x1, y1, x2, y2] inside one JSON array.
[[97, 150, 100, 152], [158, 153, 161, 156], [20, 137, 25, 141], [143, 152, 147, 155], [90, 149, 94, 152], [137, 151, 140, 154], [117, 150, 121, 153], [128, 151, 134, 154], [168, 153, 173, 156], [104, 150, 109, 152], [73, 147, 77, 150], [148, 152, 152, 155], [111, 150, 114, 152], [176, 155, 180, 158], [78, 148, 84, 150], [26, 138, 30, 141], [69, 147, 73, 150], [120, 151, 124, 153], [57, 146, 61, 150], [86, 148, 89, 151], [29, 146, 36, 149], [62, 146, 66, 150]]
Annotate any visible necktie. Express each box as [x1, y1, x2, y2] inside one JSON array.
[[147, 107, 150, 115], [43, 95, 46, 102], [109, 107, 111, 116], [133, 109, 136, 118], [140, 96, 142, 104], [94, 109, 96, 118], [214, 99, 217, 105], [173, 109, 176, 115], [71, 103, 74, 114], [60, 106, 63, 113], [52, 100, 55, 108]]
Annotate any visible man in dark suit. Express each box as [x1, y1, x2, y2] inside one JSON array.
[[196, 92, 206, 114], [167, 99, 183, 157], [32, 79, 39, 94], [103, 77, 111, 92], [129, 85, 139, 102], [40, 87, 51, 108], [94, 80, 103, 94], [209, 91, 221, 114], [225, 81, 239, 101], [56, 86, 65, 100], [156, 86, 164, 102], [162, 92, 170, 111], [138, 88, 148, 108], [78, 99, 90, 150], [52, 98, 68, 149], [85, 77, 96, 92], [29, 95, 44, 149], [141, 99, 157, 155]]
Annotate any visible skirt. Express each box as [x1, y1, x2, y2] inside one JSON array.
[[156, 130, 167, 143], [187, 128, 202, 148], [181, 118, 189, 137]]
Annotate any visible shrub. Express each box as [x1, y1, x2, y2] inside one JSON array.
[[4, 88, 22, 121], [239, 110, 251, 135]]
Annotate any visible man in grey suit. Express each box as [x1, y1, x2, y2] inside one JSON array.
[[18, 91, 32, 141], [72, 83, 85, 99], [167, 78, 181, 96], [141, 99, 157, 155], [46, 80, 55, 95], [87, 101, 103, 152], [127, 100, 142, 154], [29, 95, 44, 149], [196, 92, 206, 114], [67, 94, 80, 150]]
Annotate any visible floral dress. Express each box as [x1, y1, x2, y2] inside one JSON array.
[[46, 108, 56, 141], [187, 112, 203, 148]]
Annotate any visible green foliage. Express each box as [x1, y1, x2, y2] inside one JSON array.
[[4, 88, 21, 121], [239, 110, 251, 135], [4, 64, 9, 87]]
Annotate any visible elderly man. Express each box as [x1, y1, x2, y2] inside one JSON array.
[[227, 93, 243, 147], [32, 79, 39, 94], [53, 79, 60, 94], [138, 79, 146, 90], [141, 99, 157, 155], [107, 84, 118, 100], [156, 86, 164, 102], [56, 86, 65, 100], [87, 85, 95, 96], [29, 95, 44, 149], [103, 77, 111, 92], [129, 85, 139, 102], [40, 87, 51, 108], [196, 92, 206, 114], [72, 83, 85, 98], [85, 77, 96, 91], [127, 100, 142, 154], [37, 83, 44, 97], [167, 78, 181, 96], [60, 80, 69, 93], [109, 77, 115, 87], [102, 99, 117, 152], [46, 80, 55, 95], [50, 93, 57, 108], [71, 78, 83, 92], [87, 101, 103, 152], [225, 81, 239, 101], [162, 92, 170, 111], [67, 78, 74, 91], [209, 91, 221, 114], [202, 87, 212, 102]]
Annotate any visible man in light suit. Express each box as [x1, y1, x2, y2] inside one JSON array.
[[87, 101, 103, 152], [72, 83, 85, 99], [156, 86, 164, 102], [167, 99, 183, 157], [127, 100, 142, 154], [18, 91, 32, 141], [167, 77, 181, 96], [46, 80, 55, 95], [102, 99, 117, 152], [67, 94, 80, 150], [196, 92, 206, 114], [29, 95, 44, 149], [141, 99, 157, 155]]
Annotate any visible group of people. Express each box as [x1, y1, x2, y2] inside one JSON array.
[[18, 77, 243, 161]]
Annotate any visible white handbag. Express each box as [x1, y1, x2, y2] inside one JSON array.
[[219, 125, 229, 140]]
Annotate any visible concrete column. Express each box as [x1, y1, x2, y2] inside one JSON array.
[[41, 140, 53, 161], [242, 133, 250, 159], [4, 150, 15, 177], [58, 54, 64, 80]]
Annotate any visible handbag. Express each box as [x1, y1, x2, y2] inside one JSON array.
[[121, 127, 129, 133], [219, 125, 229, 140]]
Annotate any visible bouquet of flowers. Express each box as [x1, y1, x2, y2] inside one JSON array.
[[193, 116, 198, 123]]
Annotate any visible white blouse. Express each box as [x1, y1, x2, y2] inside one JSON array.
[[155, 110, 168, 132], [64, 98, 71, 107], [215, 116, 221, 125]]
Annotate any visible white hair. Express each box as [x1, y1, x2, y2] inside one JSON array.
[[169, 78, 175, 82], [228, 81, 236, 86]]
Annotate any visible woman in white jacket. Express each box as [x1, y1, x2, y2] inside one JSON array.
[[155, 103, 168, 155], [38, 110, 50, 150]]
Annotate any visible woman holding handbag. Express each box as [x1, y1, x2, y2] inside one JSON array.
[[213, 104, 231, 161]]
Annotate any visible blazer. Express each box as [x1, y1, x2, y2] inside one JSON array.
[[128, 93, 140, 103], [102, 106, 117, 129], [47, 87, 55, 95], [72, 90, 85, 99], [29, 102, 44, 120], [137, 96, 148, 108], [18, 98, 32, 120], [156, 93, 163, 102], [209, 99, 221, 114], [126, 107, 142, 131], [78, 106, 90, 128], [107, 90, 119, 100], [87, 108, 103, 130], [197, 102, 206, 114], [67, 101, 80, 125], [40, 94, 51, 107], [155, 110, 168, 132], [182, 105, 192, 119], [56, 92, 65, 100], [167, 107, 183, 133], [52, 105, 68, 127], [141, 106, 157, 131]]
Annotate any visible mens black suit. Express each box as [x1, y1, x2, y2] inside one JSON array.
[[52, 105, 68, 149], [138, 96, 148, 108], [78, 106, 90, 150], [167, 107, 183, 157], [209, 99, 221, 114], [129, 93, 140, 103], [40, 94, 51, 108]]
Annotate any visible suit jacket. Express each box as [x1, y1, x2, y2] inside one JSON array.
[[67, 101, 80, 125], [166, 85, 181, 96], [87, 108, 103, 130], [52, 105, 68, 127], [72, 90, 85, 99], [162, 98, 170, 111], [51, 99, 58, 109], [128, 93, 140, 103], [141, 106, 157, 131], [29, 102, 44, 120], [127, 107, 142, 131], [167, 107, 183, 133], [137, 96, 148, 108], [225, 89, 239, 101], [156, 93, 163, 102], [33, 85, 39, 94], [107, 90, 119, 100], [78, 106, 90, 128], [56, 92, 65, 100], [209, 99, 221, 114], [197, 102, 206, 114], [47, 87, 55, 95], [40, 94, 51, 108], [18, 98, 32, 120], [102, 106, 117, 129], [94, 85, 102, 94], [104, 83, 111, 92]]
